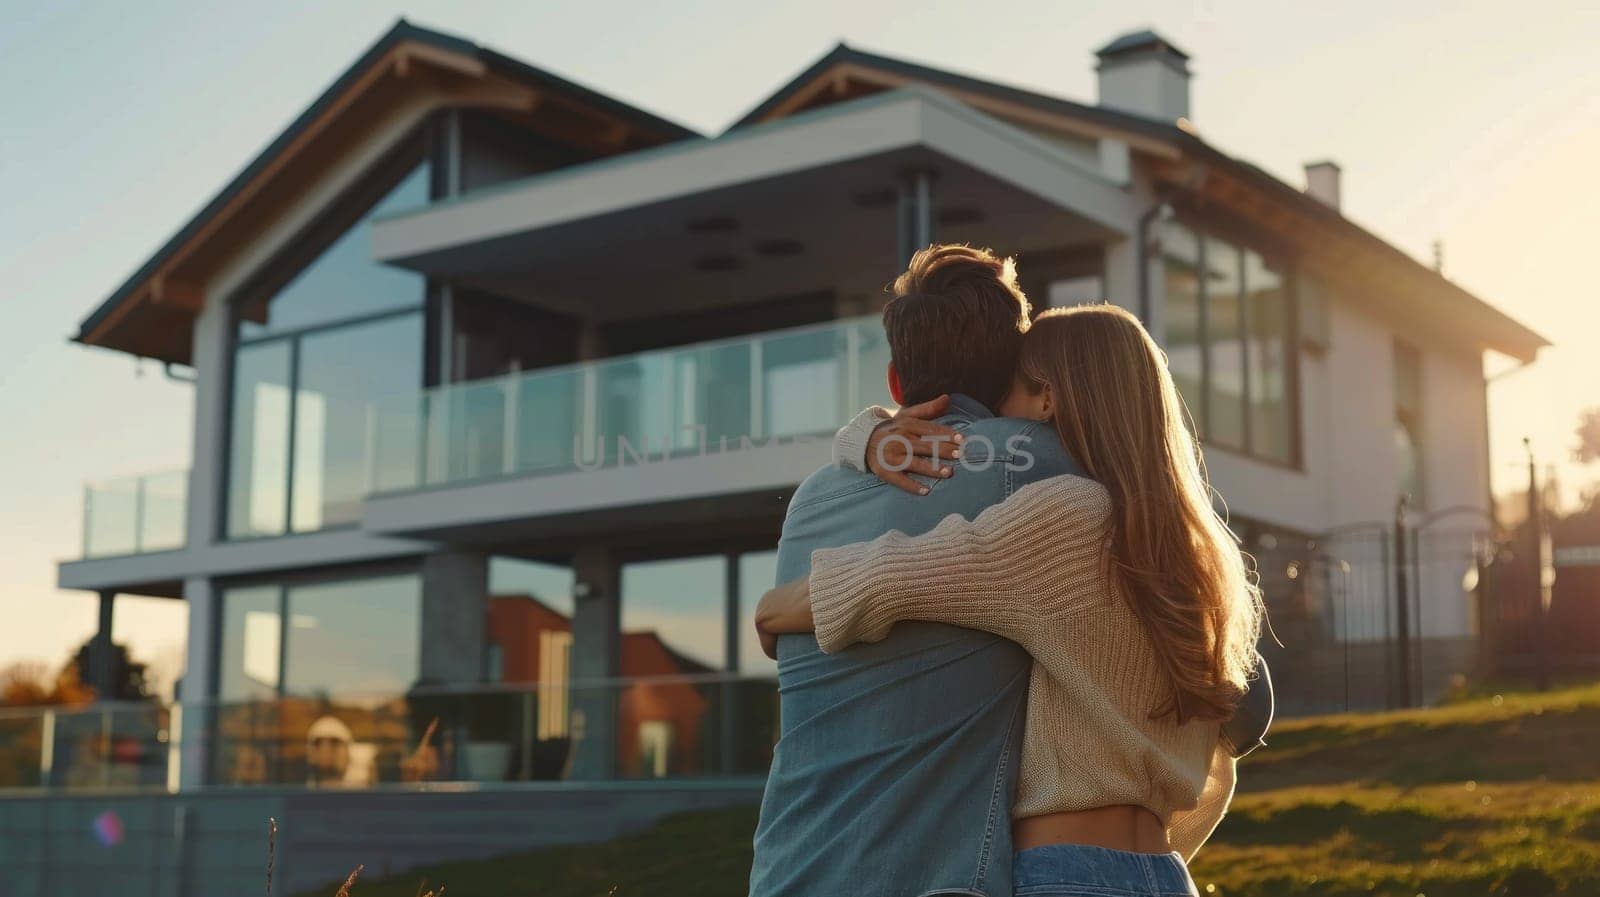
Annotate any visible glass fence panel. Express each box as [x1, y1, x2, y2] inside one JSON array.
[[368, 315, 887, 492], [0, 712, 46, 789], [0, 704, 173, 791], [204, 677, 780, 787], [83, 480, 138, 558], [0, 677, 779, 792], [139, 470, 188, 552], [512, 366, 584, 474], [83, 471, 188, 558], [760, 326, 845, 438], [369, 392, 424, 493]]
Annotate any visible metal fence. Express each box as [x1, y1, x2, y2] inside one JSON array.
[[1249, 518, 1495, 717]]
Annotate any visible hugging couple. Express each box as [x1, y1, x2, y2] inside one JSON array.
[[746, 244, 1274, 897]]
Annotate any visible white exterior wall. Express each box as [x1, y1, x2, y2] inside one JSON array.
[[1416, 343, 1493, 640], [1194, 283, 1400, 537], [1193, 269, 1490, 646]]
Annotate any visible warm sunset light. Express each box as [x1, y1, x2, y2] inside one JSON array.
[[1, 3, 1595, 895]]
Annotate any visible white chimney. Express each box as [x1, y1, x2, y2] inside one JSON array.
[[1304, 161, 1342, 210], [1095, 30, 1192, 123]]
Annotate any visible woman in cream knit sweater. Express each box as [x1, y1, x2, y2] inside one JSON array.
[[756, 304, 1264, 897]]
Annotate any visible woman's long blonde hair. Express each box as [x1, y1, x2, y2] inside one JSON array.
[[1018, 304, 1263, 723]]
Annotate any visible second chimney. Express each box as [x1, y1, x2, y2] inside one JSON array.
[[1304, 161, 1342, 210], [1095, 30, 1192, 123]]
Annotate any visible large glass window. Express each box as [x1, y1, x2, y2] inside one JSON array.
[[1162, 222, 1297, 464], [214, 572, 420, 789], [485, 557, 575, 688], [290, 315, 424, 530], [737, 550, 780, 675], [227, 342, 293, 538], [238, 165, 430, 339], [218, 573, 422, 703], [621, 555, 727, 671], [226, 160, 430, 538], [1204, 239, 1247, 449], [1393, 342, 1425, 506], [1245, 253, 1293, 464], [283, 574, 422, 700], [218, 585, 282, 702], [1162, 224, 1205, 426]]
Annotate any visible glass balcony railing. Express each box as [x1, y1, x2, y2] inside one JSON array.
[[81, 470, 188, 558], [369, 315, 893, 492], [72, 318, 891, 556], [0, 674, 778, 792]]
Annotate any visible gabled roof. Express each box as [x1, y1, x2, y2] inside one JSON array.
[[730, 41, 1178, 143], [74, 19, 697, 363], [730, 42, 1547, 361]]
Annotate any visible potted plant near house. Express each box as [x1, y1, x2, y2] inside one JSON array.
[[460, 688, 516, 782]]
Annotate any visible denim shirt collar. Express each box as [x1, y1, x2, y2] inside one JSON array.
[[945, 392, 996, 422]]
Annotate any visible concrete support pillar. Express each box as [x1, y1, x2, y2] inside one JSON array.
[[177, 576, 218, 790], [86, 591, 117, 698], [897, 169, 938, 266], [419, 550, 490, 685], [185, 295, 231, 549], [1102, 237, 1143, 321], [569, 546, 620, 779]]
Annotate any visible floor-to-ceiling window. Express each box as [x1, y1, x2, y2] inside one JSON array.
[[621, 555, 727, 672], [213, 570, 422, 787], [1393, 341, 1425, 507], [1162, 221, 1298, 465], [226, 159, 431, 538], [736, 550, 779, 676]]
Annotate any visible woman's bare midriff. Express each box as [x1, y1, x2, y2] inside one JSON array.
[[1013, 806, 1171, 853]]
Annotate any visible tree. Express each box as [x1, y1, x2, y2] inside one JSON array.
[[1576, 407, 1600, 465], [67, 638, 152, 702], [0, 659, 94, 707]]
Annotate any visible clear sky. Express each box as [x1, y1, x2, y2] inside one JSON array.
[[1, 0, 1597, 694]]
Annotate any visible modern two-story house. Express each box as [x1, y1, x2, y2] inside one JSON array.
[[21, 18, 1545, 894]]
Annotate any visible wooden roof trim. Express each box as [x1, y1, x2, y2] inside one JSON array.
[[753, 61, 1181, 160], [1156, 159, 1546, 360], [86, 39, 537, 344]]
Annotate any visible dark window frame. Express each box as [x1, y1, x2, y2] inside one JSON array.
[[1168, 217, 1303, 470], [211, 557, 423, 702], [217, 120, 443, 543]]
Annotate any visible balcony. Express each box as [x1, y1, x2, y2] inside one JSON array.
[[369, 314, 891, 493], [74, 317, 891, 563], [80, 471, 187, 559]]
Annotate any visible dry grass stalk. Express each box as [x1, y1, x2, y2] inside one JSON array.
[[334, 864, 364, 897], [267, 818, 278, 897]]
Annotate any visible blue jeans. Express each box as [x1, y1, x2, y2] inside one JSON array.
[[1012, 845, 1198, 897]]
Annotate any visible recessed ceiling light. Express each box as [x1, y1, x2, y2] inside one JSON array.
[[852, 188, 896, 208], [694, 255, 745, 272], [753, 239, 805, 257], [686, 216, 741, 234], [938, 207, 984, 226]]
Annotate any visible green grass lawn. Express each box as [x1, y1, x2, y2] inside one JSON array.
[[297, 682, 1600, 897]]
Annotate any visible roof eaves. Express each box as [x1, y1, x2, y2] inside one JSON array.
[[1169, 131, 1549, 354], [74, 18, 699, 348], [729, 42, 1186, 146], [726, 42, 856, 130]]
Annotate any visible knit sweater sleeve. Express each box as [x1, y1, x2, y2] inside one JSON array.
[[808, 475, 1112, 651], [1168, 737, 1237, 861], [831, 405, 893, 472]]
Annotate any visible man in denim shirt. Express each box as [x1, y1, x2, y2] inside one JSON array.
[[749, 246, 1271, 897]]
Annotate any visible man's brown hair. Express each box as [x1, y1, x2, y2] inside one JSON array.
[[882, 244, 1032, 411]]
